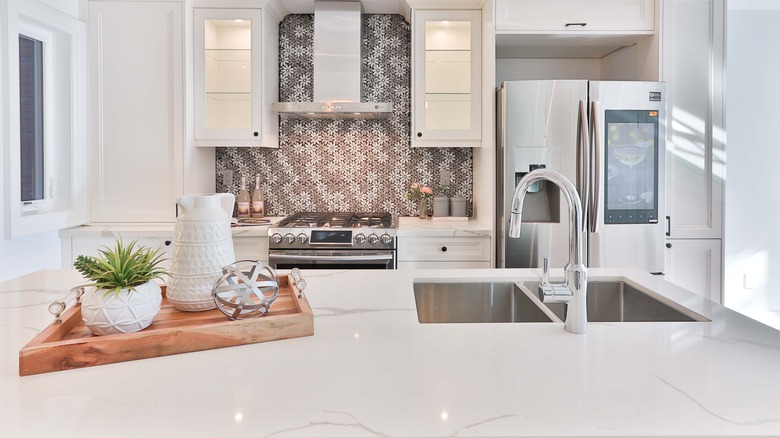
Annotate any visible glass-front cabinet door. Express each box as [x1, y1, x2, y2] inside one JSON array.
[[194, 8, 278, 147], [412, 9, 481, 147]]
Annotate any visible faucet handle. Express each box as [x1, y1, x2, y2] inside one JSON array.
[[538, 257, 573, 303]]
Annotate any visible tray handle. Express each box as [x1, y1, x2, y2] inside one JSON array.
[[290, 268, 307, 298], [49, 286, 85, 324]]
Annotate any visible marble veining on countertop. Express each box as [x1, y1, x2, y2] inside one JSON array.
[[3, 267, 780, 437]]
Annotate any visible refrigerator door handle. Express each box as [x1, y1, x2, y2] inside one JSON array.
[[577, 100, 590, 233], [590, 100, 601, 234]]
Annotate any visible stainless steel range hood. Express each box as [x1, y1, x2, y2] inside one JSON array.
[[272, 1, 393, 119]]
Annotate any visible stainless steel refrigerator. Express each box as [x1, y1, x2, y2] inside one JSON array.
[[497, 80, 667, 273]]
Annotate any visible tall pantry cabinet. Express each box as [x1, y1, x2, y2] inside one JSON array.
[[88, 1, 213, 223], [661, 0, 724, 303]]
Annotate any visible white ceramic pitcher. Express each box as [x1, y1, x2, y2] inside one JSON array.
[[167, 193, 236, 311]]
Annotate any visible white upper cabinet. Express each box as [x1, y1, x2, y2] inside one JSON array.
[[193, 8, 278, 147], [412, 9, 482, 147], [89, 1, 186, 223], [495, 0, 655, 58], [663, 0, 724, 239], [496, 0, 654, 32]]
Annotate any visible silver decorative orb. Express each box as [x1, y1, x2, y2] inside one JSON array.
[[212, 260, 279, 320]]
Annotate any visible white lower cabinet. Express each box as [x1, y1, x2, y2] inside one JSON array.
[[62, 233, 269, 270], [62, 236, 175, 270], [665, 238, 722, 304], [233, 236, 269, 264], [397, 236, 491, 269]]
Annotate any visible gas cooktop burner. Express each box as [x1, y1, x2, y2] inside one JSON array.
[[277, 212, 393, 229]]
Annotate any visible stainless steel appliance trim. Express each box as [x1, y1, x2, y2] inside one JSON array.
[[268, 253, 393, 262], [590, 99, 601, 234], [577, 99, 590, 234]]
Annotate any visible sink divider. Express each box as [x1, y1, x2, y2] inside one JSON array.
[[515, 282, 564, 323]]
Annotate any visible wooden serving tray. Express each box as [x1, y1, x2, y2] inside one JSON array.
[[19, 275, 313, 376]]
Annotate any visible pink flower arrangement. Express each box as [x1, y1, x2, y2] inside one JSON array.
[[406, 182, 433, 200]]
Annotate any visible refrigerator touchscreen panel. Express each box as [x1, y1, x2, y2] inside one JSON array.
[[604, 110, 659, 224]]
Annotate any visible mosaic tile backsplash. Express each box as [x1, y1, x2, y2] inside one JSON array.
[[215, 14, 473, 217]]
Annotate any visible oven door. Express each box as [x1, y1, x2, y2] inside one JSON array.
[[268, 250, 395, 270]]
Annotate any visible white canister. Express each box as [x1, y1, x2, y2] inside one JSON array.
[[433, 196, 449, 217], [451, 197, 467, 217], [167, 193, 235, 311]]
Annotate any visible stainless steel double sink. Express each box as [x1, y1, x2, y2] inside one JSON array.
[[413, 279, 709, 324]]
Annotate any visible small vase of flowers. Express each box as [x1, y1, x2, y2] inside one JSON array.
[[406, 182, 433, 219]]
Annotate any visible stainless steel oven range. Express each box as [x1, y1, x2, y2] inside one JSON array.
[[268, 212, 397, 270]]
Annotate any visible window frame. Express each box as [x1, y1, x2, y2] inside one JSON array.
[[2, 0, 88, 239], [17, 27, 54, 213]]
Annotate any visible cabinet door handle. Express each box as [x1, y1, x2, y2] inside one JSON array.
[[417, 132, 422, 137], [253, 131, 259, 137], [441, 246, 448, 252], [666, 243, 672, 249], [666, 215, 671, 237], [164, 240, 172, 246], [565, 22, 587, 27]]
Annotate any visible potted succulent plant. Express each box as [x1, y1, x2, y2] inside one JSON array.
[[74, 239, 169, 336]]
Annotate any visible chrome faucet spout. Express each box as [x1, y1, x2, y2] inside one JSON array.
[[508, 168, 588, 334]]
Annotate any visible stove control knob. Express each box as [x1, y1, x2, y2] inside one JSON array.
[[271, 233, 283, 244], [380, 234, 393, 245], [284, 233, 295, 244], [354, 233, 366, 244], [296, 233, 308, 244], [367, 233, 379, 244]]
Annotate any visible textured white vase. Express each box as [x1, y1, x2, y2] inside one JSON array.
[[81, 281, 162, 336], [167, 193, 235, 311]]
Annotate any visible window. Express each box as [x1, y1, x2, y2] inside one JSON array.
[[2, 0, 87, 238], [18, 35, 45, 205]]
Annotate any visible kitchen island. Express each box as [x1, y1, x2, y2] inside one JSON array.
[[2, 268, 780, 437]]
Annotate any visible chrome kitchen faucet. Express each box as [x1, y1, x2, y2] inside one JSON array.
[[509, 168, 588, 334]]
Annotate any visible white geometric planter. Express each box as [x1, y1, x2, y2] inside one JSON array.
[[80, 281, 163, 336]]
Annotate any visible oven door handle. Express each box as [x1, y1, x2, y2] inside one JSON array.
[[268, 253, 394, 262]]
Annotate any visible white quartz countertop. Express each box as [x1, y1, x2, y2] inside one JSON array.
[[397, 216, 491, 236], [61, 217, 490, 239], [3, 267, 780, 437], [59, 219, 285, 239]]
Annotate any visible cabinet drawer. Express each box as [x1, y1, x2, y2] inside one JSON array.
[[496, 0, 654, 32], [398, 236, 490, 262], [233, 237, 268, 263], [397, 261, 491, 270], [63, 236, 174, 269]]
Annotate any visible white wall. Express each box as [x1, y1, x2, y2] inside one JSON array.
[[724, 0, 780, 329], [0, 0, 82, 282]]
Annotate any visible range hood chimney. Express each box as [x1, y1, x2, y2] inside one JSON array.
[[272, 1, 393, 119]]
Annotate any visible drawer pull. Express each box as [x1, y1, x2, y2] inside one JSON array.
[[441, 246, 448, 252]]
